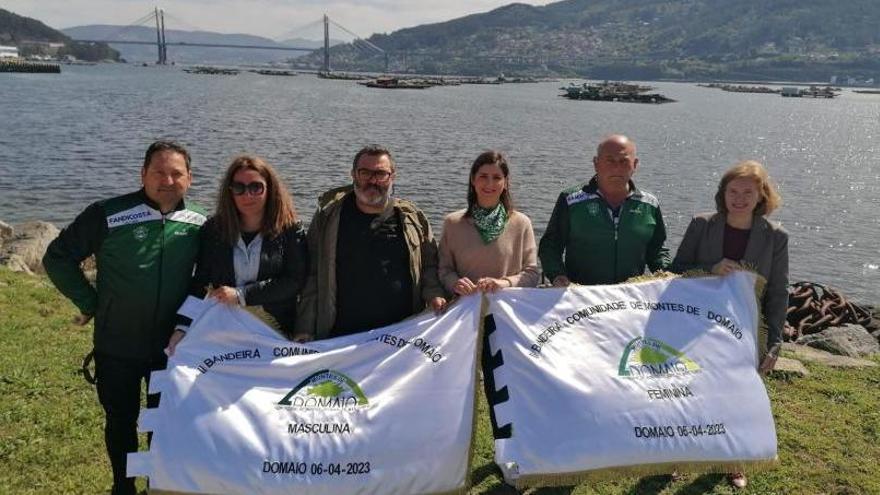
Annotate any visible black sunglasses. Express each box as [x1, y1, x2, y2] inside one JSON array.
[[230, 181, 266, 196]]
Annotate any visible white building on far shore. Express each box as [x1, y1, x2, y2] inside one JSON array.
[[0, 46, 20, 59]]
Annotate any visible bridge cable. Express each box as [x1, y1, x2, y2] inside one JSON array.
[[276, 18, 326, 42], [99, 10, 158, 41], [328, 19, 384, 53], [161, 11, 212, 35]]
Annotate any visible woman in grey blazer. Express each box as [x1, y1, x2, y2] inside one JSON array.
[[672, 160, 788, 489]]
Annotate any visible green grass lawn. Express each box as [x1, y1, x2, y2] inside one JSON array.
[[1, 267, 878, 494]]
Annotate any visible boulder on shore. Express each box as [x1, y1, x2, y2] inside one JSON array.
[[3, 254, 33, 275], [782, 342, 878, 368], [863, 305, 880, 335], [772, 356, 810, 377], [0, 220, 13, 243], [796, 324, 880, 357], [0, 221, 59, 275]]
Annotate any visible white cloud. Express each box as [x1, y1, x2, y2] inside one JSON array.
[[3, 0, 548, 40]]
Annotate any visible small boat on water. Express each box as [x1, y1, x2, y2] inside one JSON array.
[[780, 86, 837, 98], [183, 66, 239, 75], [250, 69, 297, 77], [561, 81, 673, 104], [698, 83, 780, 94], [359, 77, 433, 89], [318, 71, 371, 80]]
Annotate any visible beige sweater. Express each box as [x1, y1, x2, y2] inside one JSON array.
[[438, 209, 540, 293]]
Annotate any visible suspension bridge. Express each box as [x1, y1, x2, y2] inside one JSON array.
[[68, 7, 384, 72]]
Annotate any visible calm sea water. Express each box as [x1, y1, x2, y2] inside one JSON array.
[[1, 65, 878, 302]]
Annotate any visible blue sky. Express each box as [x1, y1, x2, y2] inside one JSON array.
[[5, 0, 548, 41]]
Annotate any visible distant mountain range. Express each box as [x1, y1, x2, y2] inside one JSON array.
[[62, 25, 342, 65], [298, 0, 880, 81], [8, 1, 880, 80]]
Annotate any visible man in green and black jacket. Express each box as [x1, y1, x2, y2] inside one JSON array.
[[539, 134, 670, 286], [43, 141, 206, 495]]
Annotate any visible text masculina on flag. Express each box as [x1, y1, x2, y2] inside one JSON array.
[[128, 295, 483, 495], [129, 272, 776, 493]]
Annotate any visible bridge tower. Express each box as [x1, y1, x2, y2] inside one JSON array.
[[154, 6, 167, 64], [160, 9, 167, 64], [323, 14, 330, 73]]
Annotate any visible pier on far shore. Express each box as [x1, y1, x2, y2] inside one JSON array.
[[0, 60, 61, 74]]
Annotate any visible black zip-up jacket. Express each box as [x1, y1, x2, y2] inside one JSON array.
[[182, 217, 308, 337]]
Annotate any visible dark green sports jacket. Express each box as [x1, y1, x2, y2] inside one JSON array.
[[43, 189, 206, 360], [538, 176, 670, 285]]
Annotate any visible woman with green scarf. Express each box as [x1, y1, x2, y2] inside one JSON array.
[[439, 150, 539, 296]]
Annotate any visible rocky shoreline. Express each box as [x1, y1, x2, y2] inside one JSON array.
[[0, 220, 58, 275], [1, 218, 877, 372]]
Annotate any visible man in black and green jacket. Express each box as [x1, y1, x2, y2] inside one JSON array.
[[539, 134, 670, 286], [43, 141, 206, 495]]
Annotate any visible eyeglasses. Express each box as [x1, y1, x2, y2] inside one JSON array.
[[356, 168, 393, 183], [230, 181, 266, 196]]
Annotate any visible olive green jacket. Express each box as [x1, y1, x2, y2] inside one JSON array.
[[295, 186, 445, 340]]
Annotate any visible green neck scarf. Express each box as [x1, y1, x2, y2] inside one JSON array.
[[472, 203, 508, 244]]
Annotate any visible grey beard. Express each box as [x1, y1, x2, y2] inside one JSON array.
[[353, 182, 392, 207]]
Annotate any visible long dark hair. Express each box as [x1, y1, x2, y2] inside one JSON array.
[[465, 150, 513, 217], [215, 155, 297, 246]]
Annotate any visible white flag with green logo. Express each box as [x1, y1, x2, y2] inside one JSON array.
[[128, 295, 482, 494], [486, 272, 777, 488]]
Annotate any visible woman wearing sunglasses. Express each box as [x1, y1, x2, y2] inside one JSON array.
[[167, 155, 307, 352], [438, 150, 539, 298]]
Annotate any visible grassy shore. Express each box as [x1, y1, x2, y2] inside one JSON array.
[[1, 267, 878, 494]]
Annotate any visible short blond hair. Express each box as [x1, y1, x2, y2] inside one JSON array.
[[715, 160, 782, 216]]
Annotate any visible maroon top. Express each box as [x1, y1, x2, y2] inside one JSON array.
[[723, 223, 751, 261]]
